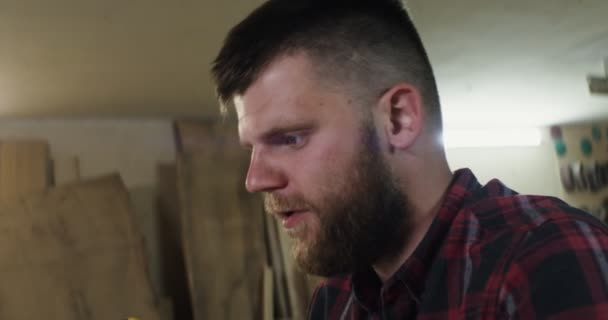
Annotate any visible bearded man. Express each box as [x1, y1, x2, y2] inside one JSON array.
[[211, 0, 608, 318]]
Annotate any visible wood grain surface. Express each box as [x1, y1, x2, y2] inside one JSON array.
[[177, 121, 266, 320], [0, 174, 160, 319]]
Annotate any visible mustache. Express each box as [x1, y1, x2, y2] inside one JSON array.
[[263, 193, 311, 214]]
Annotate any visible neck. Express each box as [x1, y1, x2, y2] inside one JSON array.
[[372, 205, 437, 282], [373, 152, 453, 282]]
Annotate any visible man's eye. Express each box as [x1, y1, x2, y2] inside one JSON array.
[[271, 133, 306, 147], [283, 135, 303, 145]]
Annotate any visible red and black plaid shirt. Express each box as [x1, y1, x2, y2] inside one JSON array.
[[309, 168, 608, 319]]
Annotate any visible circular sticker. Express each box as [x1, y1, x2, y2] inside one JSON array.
[[554, 139, 567, 157], [581, 138, 593, 156]]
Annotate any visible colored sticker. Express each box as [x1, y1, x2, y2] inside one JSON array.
[[554, 139, 567, 157], [581, 138, 593, 156], [592, 125, 601, 141], [550, 126, 563, 140]]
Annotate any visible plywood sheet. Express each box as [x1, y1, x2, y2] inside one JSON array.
[[0, 174, 160, 320], [52, 155, 81, 186], [264, 211, 290, 318], [276, 222, 312, 320], [177, 120, 266, 320], [263, 265, 274, 320], [174, 119, 234, 154], [0, 140, 50, 202], [157, 162, 193, 320]]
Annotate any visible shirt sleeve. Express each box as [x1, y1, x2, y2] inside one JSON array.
[[496, 217, 608, 319]]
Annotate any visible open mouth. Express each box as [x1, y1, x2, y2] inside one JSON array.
[[277, 210, 309, 229], [279, 210, 296, 218], [278, 209, 308, 217]]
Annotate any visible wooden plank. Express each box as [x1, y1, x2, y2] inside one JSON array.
[[263, 266, 274, 320], [0, 174, 161, 320], [276, 222, 312, 320], [177, 120, 266, 320], [158, 163, 181, 234], [159, 297, 174, 320], [52, 156, 81, 186], [157, 163, 193, 320], [174, 119, 227, 154], [173, 120, 199, 153], [0, 140, 50, 202], [264, 211, 291, 318]]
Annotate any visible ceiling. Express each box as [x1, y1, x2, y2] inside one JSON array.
[[407, 0, 608, 128], [0, 0, 607, 127]]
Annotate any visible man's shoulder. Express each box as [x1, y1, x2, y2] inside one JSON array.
[[441, 181, 608, 318], [466, 193, 608, 319], [461, 178, 606, 239], [451, 179, 608, 272]]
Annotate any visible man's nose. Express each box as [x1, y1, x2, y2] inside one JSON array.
[[245, 151, 287, 193]]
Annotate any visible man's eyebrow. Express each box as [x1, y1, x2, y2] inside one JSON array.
[[239, 121, 318, 149], [238, 125, 304, 149], [260, 123, 316, 141]]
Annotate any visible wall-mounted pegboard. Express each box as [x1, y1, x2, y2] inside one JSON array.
[[552, 122, 608, 221]]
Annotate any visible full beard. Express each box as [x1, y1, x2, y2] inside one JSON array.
[[264, 122, 412, 276]]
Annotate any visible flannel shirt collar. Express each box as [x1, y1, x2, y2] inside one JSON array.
[[351, 168, 482, 311]]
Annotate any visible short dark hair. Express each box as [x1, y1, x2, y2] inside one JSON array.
[[212, 0, 442, 130]]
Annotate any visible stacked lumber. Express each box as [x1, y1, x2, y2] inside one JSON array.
[[0, 174, 160, 319]]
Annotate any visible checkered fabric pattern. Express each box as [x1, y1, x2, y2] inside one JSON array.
[[309, 169, 608, 319]]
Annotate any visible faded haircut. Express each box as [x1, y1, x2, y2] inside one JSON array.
[[211, 0, 442, 130]]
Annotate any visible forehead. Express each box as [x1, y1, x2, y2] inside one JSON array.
[[234, 54, 351, 133], [235, 54, 316, 117]]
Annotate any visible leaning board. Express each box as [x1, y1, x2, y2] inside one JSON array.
[[0, 174, 160, 320], [0, 140, 50, 202], [177, 121, 267, 320]]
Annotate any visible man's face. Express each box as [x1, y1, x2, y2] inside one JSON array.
[[235, 54, 410, 276]]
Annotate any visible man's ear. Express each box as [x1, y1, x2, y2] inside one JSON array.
[[376, 83, 424, 150]]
